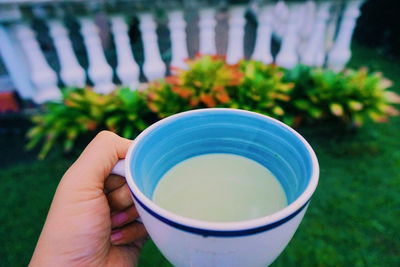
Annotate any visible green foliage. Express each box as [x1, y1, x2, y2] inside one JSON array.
[[146, 81, 192, 118], [26, 56, 400, 159], [284, 65, 400, 126], [105, 88, 151, 138], [228, 61, 295, 126], [26, 87, 151, 159], [147, 55, 241, 118]]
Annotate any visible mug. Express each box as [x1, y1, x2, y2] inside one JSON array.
[[112, 108, 319, 267]]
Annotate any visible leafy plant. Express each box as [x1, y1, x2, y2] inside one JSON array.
[[26, 56, 400, 159], [104, 88, 152, 139], [147, 55, 242, 118], [26, 87, 152, 159], [145, 81, 192, 118], [228, 61, 295, 125], [285, 65, 400, 126], [27, 88, 112, 159]]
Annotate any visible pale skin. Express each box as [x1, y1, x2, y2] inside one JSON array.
[[30, 131, 148, 267]]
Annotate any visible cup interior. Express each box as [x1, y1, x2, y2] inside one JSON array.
[[129, 109, 314, 207]]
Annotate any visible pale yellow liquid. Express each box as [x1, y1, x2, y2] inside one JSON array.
[[152, 153, 287, 222]]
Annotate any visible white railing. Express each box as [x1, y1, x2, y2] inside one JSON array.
[[0, 0, 365, 103]]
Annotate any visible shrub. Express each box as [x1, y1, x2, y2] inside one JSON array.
[[285, 65, 400, 126], [146, 81, 192, 118], [26, 56, 400, 159], [27, 87, 151, 159], [146, 55, 241, 118], [104, 87, 152, 138], [228, 61, 295, 126]]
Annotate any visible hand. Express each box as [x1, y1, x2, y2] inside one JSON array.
[[30, 131, 148, 267]]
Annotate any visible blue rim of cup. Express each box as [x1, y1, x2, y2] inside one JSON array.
[[124, 108, 319, 237]]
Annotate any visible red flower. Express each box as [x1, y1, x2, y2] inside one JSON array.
[[229, 71, 243, 85], [86, 120, 97, 131], [147, 92, 158, 101], [166, 76, 181, 85], [189, 97, 200, 107], [200, 93, 216, 107], [211, 54, 226, 61], [172, 87, 192, 99], [216, 92, 230, 104], [148, 102, 159, 113], [170, 66, 182, 72], [212, 86, 225, 92]]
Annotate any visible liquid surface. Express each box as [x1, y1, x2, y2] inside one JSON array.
[[152, 153, 287, 222]]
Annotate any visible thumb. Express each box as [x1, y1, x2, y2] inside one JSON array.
[[63, 131, 132, 191]]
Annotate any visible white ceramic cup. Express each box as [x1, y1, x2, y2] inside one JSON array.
[[112, 108, 319, 267]]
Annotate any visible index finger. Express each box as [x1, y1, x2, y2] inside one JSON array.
[[64, 131, 131, 190], [104, 174, 126, 194]]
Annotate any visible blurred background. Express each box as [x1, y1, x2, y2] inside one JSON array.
[[0, 0, 399, 266]]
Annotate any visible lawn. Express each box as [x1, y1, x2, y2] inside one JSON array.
[[1, 44, 399, 267]]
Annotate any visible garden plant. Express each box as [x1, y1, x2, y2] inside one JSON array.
[[26, 55, 400, 159]]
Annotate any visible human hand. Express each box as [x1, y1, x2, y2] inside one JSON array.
[[30, 131, 148, 267]]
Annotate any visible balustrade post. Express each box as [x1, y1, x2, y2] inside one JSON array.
[[138, 13, 166, 81], [12, 23, 61, 103], [48, 20, 86, 87], [199, 8, 216, 55], [251, 3, 274, 64], [110, 15, 140, 89], [297, 0, 316, 57], [301, 1, 332, 67], [168, 10, 189, 72], [0, 24, 34, 99], [327, 0, 364, 71], [275, 2, 302, 68], [80, 17, 114, 94], [226, 6, 246, 64], [272, 0, 289, 41]]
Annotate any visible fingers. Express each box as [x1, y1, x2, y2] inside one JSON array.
[[107, 183, 133, 211], [111, 222, 148, 245], [104, 174, 126, 194], [109, 239, 147, 266], [64, 131, 131, 190], [111, 205, 139, 228], [109, 238, 148, 264]]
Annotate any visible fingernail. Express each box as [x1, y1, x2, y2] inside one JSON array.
[[111, 230, 123, 243], [111, 212, 128, 226]]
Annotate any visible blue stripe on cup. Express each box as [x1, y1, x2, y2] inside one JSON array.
[[131, 189, 310, 237]]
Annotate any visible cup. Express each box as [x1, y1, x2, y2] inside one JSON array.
[[112, 108, 319, 267]]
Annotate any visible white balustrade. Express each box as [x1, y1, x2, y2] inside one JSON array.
[[324, 2, 341, 53], [226, 6, 246, 64], [301, 1, 332, 67], [251, 3, 274, 64], [110, 15, 140, 89], [0, 0, 366, 103], [48, 20, 86, 88], [12, 23, 61, 103], [272, 0, 289, 41], [327, 0, 364, 71], [199, 8, 216, 55], [138, 13, 166, 81], [168, 10, 189, 72], [275, 2, 303, 68], [297, 0, 316, 57], [0, 24, 34, 99], [80, 17, 114, 94]]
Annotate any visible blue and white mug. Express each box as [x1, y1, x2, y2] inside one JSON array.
[[112, 108, 319, 267]]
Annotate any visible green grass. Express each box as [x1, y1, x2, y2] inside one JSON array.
[[1, 44, 399, 266]]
